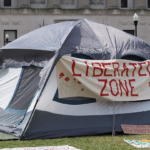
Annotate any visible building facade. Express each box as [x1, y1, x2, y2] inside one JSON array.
[[1, 0, 150, 47]]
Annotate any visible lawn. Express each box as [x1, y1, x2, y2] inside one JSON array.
[[1, 134, 150, 150]]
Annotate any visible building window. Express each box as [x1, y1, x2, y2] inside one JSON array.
[[123, 30, 134, 36], [90, 0, 105, 9], [4, 0, 11, 6], [90, 0, 104, 5], [148, 0, 150, 8], [30, 0, 45, 4], [60, 0, 77, 9], [121, 0, 127, 8], [54, 19, 78, 23], [4, 30, 17, 46], [60, 0, 75, 5]]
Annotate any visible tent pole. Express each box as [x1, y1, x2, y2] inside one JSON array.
[[20, 54, 58, 140], [112, 101, 116, 136], [19, 97, 39, 141]]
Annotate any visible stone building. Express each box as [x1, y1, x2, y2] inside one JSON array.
[[1, 0, 150, 47]]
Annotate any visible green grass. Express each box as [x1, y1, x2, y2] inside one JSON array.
[[1, 134, 150, 150]]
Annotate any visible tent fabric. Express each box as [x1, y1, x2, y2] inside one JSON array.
[[0, 50, 54, 70], [1, 19, 150, 90], [0, 21, 80, 51], [0, 66, 41, 134], [0, 68, 23, 109], [33, 65, 150, 117], [0, 20, 79, 80], [23, 110, 150, 139], [0, 108, 25, 127], [0, 125, 22, 137], [22, 17, 150, 138], [1, 19, 150, 139], [22, 63, 150, 139], [38, 19, 150, 89], [8, 66, 41, 110]]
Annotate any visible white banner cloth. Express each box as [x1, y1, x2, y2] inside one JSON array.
[[0, 146, 80, 150], [56, 56, 150, 102]]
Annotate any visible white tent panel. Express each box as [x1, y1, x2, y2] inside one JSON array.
[[36, 55, 150, 116], [27, 90, 40, 113], [0, 68, 22, 109], [36, 66, 98, 116]]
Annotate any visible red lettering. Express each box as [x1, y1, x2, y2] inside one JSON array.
[[123, 128, 128, 133], [127, 128, 133, 133], [138, 62, 147, 76], [134, 129, 141, 134], [102, 63, 112, 76], [109, 79, 119, 96], [98, 79, 109, 96], [119, 80, 129, 96], [129, 79, 138, 97], [121, 63, 129, 77], [84, 61, 89, 77], [129, 63, 137, 77], [72, 60, 81, 77], [147, 61, 150, 76], [147, 129, 150, 133], [134, 129, 146, 134], [142, 129, 146, 133], [92, 63, 103, 77], [112, 62, 120, 76]]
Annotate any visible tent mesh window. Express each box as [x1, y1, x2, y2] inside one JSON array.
[[0, 66, 42, 127], [4, 0, 11, 6], [121, 0, 127, 8], [8, 66, 41, 110]]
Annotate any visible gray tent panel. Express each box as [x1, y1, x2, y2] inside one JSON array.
[[8, 66, 41, 110], [0, 108, 24, 127], [23, 110, 112, 139], [0, 125, 22, 137], [23, 109, 150, 139]]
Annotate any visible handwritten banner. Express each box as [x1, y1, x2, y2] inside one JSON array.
[[56, 56, 150, 101], [122, 125, 150, 135]]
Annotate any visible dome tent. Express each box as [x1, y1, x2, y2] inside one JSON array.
[[0, 19, 150, 140]]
